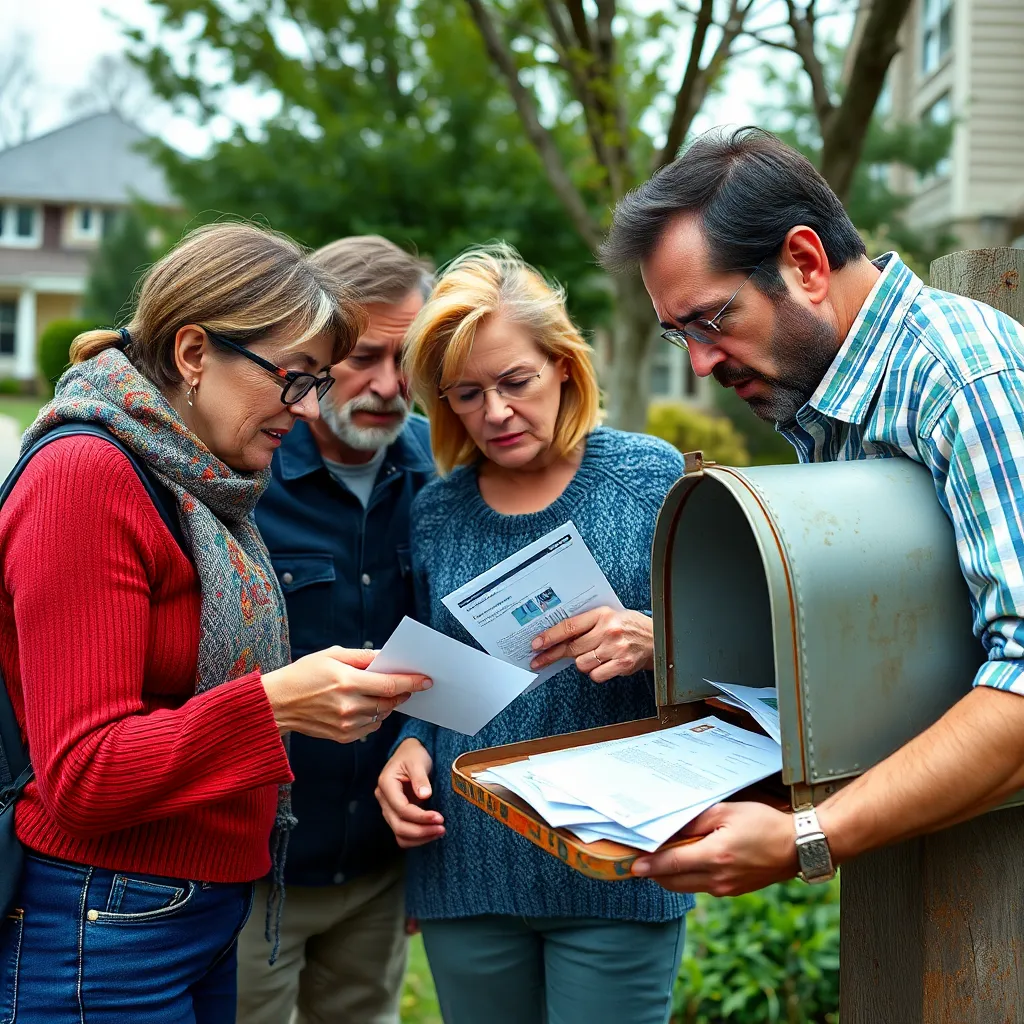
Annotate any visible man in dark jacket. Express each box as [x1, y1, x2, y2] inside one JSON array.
[[237, 236, 434, 1024]]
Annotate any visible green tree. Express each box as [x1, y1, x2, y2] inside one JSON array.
[[130, 1, 915, 428], [83, 207, 158, 325], [433, 0, 914, 429], [130, 1, 608, 328], [755, 42, 955, 272]]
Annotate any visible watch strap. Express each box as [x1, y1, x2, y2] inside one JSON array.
[[793, 807, 836, 883]]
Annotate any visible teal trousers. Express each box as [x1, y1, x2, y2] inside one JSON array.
[[420, 914, 687, 1024]]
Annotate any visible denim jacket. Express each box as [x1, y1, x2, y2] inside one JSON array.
[[255, 416, 434, 886]]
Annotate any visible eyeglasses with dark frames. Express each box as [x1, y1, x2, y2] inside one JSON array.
[[203, 328, 335, 406], [660, 262, 764, 352]]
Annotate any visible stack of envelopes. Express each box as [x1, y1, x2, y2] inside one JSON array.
[[474, 712, 781, 852]]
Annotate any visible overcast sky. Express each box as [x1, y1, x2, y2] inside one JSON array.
[[1, 0, 840, 157]]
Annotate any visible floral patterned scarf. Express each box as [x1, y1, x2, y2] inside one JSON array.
[[24, 348, 294, 956]]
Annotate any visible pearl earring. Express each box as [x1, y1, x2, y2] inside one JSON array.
[[187, 381, 198, 407]]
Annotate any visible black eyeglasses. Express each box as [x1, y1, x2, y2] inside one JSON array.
[[660, 263, 763, 352], [203, 329, 335, 406]]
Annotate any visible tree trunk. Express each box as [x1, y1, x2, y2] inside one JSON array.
[[818, 0, 914, 202], [604, 269, 656, 432]]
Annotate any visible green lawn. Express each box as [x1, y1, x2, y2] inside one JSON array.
[[400, 935, 442, 1024], [0, 395, 44, 434]]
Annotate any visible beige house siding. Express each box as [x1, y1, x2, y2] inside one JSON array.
[[965, 0, 1024, 218], [36, 293, 82, 336], [886, 0, 1024, 246]]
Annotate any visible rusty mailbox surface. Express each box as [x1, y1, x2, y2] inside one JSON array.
[[651, 456, 983, 801]]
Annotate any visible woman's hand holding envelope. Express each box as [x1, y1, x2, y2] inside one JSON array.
[[529, 607, 655, 683], [376, 738, 447, 848], [263, 647, 432, 744]]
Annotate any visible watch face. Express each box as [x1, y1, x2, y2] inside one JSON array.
[[797, 837, 833, 880]]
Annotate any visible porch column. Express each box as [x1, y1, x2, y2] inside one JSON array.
[[14, 287, 36, 381]]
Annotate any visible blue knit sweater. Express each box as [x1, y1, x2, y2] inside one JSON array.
[[398, 427, 696, 922]]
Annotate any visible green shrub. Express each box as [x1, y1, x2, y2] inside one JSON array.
[[673, 879, 840, 1024], [0, 377, 23, 395], [38, 318, 96, 394], [647, 401, 751, 467], [711, 388, 799, 467]]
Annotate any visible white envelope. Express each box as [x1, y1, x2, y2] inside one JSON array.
[[368, 617, 537, 736]]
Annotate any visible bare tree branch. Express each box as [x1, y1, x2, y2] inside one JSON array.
[[785, 0, 834, 127], [655, 0, 753, 170], [657, 0, 714, 168], [594, 0, 616, 69], [594, 0, 631, 194], [463, 0, 603, 250], [544, 0, 629, 196], [539, 0, 618, 176], [565, 0, 595, 55], [818, 0, 914, 197], [740, 32, 799, 53]]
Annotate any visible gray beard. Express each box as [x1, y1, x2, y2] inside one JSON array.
[[318, 393, 410, 452]]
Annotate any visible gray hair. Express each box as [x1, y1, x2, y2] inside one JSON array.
[[312, 235, 434, 306]]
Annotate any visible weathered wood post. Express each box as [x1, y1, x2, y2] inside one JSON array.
[[840, 248, 1024, 1023]]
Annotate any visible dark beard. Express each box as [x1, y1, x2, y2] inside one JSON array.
[[713, 295, 840, 424]]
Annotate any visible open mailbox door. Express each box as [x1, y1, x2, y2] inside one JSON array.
[[652, 452, 982, 806], [453, 452, 984, 879]]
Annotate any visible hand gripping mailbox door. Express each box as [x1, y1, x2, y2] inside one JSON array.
[[651, 454, 983, 803]]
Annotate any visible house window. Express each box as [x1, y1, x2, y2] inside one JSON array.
[[0, 302, 16, 356], [920, 91, 953, 183], [922, 0, 954, 75], [15, 206, 35, 238], [68, 204, 103, 244], [0, 204, 41, 248], [101, 209, 118, 237]]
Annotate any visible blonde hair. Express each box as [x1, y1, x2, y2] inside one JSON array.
[[70, 222, 366, 387], [404, 243, 600, 474], [312, 235, 434, 305]]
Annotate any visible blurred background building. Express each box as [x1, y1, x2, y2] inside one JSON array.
[[0, 112, 175, 381], [884, 0, 1024, 250]]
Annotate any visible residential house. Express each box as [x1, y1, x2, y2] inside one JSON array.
[[0, 111, 177, 382], [883, 0, 1024, 248]]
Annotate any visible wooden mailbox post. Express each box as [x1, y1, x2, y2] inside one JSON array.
[[840, 248, 1024, 1023]]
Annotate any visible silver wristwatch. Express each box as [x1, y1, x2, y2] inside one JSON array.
[[793, 808, 836, 884]]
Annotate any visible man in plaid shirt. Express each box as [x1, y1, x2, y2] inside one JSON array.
[[600, 126, 1024, 895]]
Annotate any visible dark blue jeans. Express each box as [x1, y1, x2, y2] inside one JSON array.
[[0, 852, 255, 1023]]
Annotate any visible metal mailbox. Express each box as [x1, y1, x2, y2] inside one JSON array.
[[651, 453, 984, 807], [452, 451, 988, 880]]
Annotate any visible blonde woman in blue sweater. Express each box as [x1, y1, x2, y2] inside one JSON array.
[[375, 245, 692, 1024]]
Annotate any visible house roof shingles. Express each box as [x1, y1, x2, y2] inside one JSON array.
[[0, 112, 176, 207]]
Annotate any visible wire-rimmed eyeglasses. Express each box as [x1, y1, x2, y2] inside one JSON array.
[[439, 358, 550, 415], [660, 263, 763, 352], [204, 329, 335, 406]]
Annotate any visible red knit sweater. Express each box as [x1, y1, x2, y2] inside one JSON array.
[[0, 436, 293, 883]]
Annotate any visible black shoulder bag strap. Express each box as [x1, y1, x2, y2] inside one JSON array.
[[0, 422, 188, 830]]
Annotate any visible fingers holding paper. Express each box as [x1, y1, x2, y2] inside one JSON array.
[[376, 738, 446, 849], [530, 607, 655, 682], [630, 802, 799, 897], [262, 647, 432, 744]]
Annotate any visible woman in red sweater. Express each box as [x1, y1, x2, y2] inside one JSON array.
[[0, 223, 430, 1023]]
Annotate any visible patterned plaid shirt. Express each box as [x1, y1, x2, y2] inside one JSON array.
[[780, 252, 1024, 694]]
